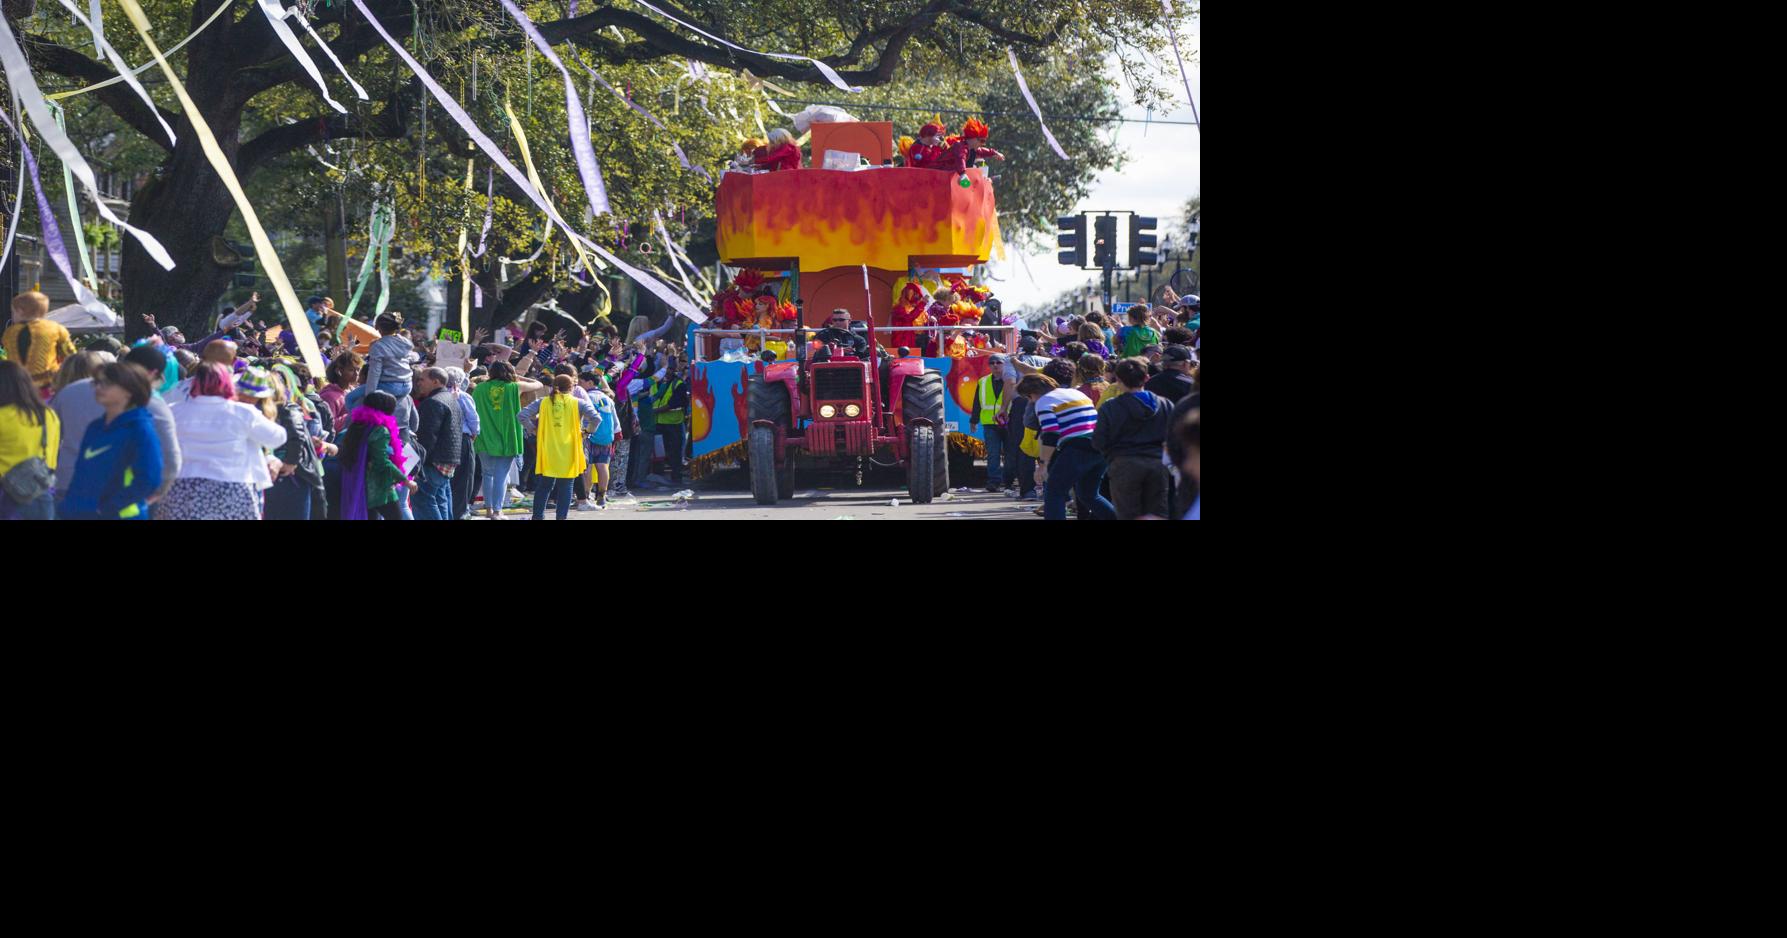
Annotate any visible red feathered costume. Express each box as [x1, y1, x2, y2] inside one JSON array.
[[936, 117, 1005, 174], [755, 141, 802, 172], [907, 122, 950, 171], [889, 283, 930, 350]]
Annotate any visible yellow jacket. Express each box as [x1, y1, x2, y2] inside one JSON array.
[[0, 405, 60, 477], [2, 320, 78, 388]]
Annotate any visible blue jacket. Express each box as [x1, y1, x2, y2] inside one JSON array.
[[61, 406, 163, 519]]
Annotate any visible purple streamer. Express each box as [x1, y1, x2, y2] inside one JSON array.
[[499, 0, 610, 215], [474, 283, 483, 308], [473, 166, 493, 258], [0, 108, 96, 309], [348, 0, 703, 324]]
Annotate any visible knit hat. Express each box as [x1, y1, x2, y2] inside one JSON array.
[[235, 365, 275, 399]]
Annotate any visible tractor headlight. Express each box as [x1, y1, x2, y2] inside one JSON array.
[[844, 404, 861, 417], [819, 404, 837, 418]]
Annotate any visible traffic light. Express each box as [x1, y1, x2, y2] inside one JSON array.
[[1092, 215, 1117, 268], [1056, 215, 1086, 267], [1129, 215, 1158, 269]]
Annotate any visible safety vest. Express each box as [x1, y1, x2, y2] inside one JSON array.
[[653, 379, 684, 425], [977, 375, 1005, 426]]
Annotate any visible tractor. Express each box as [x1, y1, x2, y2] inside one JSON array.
[[745, 318, 950, 505]]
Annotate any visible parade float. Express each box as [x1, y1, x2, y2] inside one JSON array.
[[686, 122, 1015, 488]]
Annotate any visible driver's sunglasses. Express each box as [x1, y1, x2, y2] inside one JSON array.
[[829, 317, 848, 323]]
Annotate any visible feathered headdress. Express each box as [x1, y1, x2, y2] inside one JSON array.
[[962, 117, 989, 139], [897, 135, 914, 159], [732, 269, 766, 292]]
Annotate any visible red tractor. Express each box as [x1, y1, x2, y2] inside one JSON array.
[[745, 318, 949, 505]]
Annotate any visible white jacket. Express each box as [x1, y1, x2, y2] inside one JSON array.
[[169, 397, 288, 487]]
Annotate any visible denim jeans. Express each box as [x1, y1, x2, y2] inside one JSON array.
[[533, 475, 574, 521], [1043, 443, 1116, 521], [1, 490, 54, 520], [478, 453, 517, 514], [414, 465, 454, 520], [982, 425, 1006, 486]]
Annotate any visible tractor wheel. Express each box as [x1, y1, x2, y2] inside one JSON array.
[[749, 425, 781, 505], [907, 425, 936, 504], [900, 370, 949, 496], [748, 370, 791, 428]]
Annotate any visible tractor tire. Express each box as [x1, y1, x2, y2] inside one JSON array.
[[907, 425, 936, 504], [747, 371, 791, 429], [901, 370, 949, 496], [749, 425, 781, 505]]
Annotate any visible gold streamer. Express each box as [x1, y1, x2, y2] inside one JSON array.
[[116, 0, 324, 376], [504, 92, 598, 277], [47, 0, 235, 100]]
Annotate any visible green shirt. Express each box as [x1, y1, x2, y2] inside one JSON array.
[[472, 380, 524, 457]]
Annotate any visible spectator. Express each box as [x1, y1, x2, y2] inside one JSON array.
[[4, 291, 77, 397], [0, 359, 59, 520], [362, 312, 415, 430], [1021, 374, 1115, 522], [1173, 406, 1199, 520], [520, 374, 598, 521], [627, 376, 655, 492], [1145, 345, 1199, 404], [470, 359, 543, 520], [1093, 357, 1172, 520], [1076, 354, 1108, 406], [319, 352, 361, 428], [970, 352, 1010, 493], [1078, 323, 1111, 358], [444, 367, 479, 521], [48, 351, 110, 496], [1116, 306, 1161, 358], [60, 362, 163, 520], [412, 367, 462, 521], [578, 371, 617, 509], [263, 369, 328, 520], [121, 344, 183, 504], [337, 390, 416, 520], [158, 363, 288, 520]]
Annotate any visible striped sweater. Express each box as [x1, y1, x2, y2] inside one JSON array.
[[1036, 388, 1099, 446]]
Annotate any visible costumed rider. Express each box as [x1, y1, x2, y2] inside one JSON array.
[[754, 128, 803, 171], [745, 288, 795, 355], [922, 287, 957, 356], [889, 282, 930, 352], [810, 308, 871, 362], [937, 117, 1006, 175], [906, 122, 950, 170], [708, 269, 766, 357], [731, 137, 768, 172]]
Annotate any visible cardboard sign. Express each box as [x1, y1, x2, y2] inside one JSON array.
[[434, 341, 470, 372]]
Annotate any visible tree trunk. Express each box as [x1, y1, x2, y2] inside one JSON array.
[[120, 106, 244, 344], [324, 196, 348, 304]]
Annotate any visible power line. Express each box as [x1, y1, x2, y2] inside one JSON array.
[[776, 100, 1198, 126]]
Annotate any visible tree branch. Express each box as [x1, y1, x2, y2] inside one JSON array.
[[237, 80, 416, 177], [944, 3, 1072, 47], [20, 33, 181, 151]]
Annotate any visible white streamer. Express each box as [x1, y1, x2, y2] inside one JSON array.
[[48, 0, 234, 101], [54, 0, 176, 146], [287, 5, 370, 101], [0, 102, 24, 280], [500, 0, 610, 215], [0, 14, 175, 269], [349, 0, 700, 323], [256, 0, 348, 113], [631, 0, 863, 93], [1007, 48, 1069, 160], [652, 210, 704, 305]]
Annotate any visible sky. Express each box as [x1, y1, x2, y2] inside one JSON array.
[[987, 27, 1200, 316]]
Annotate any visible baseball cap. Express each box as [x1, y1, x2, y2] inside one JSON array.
[[988, 353, 1008, 366], [1142, 344, 1163, 356], [1162, 344, 1194, 362]]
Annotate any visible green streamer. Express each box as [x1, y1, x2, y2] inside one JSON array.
[[46, 101, 97, 288]]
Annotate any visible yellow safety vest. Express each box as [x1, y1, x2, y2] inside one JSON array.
[[977, 375, 1005, 426], [653, 380, 684, 425]]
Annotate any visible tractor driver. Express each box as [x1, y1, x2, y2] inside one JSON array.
[[810, 308, 871, 362]]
